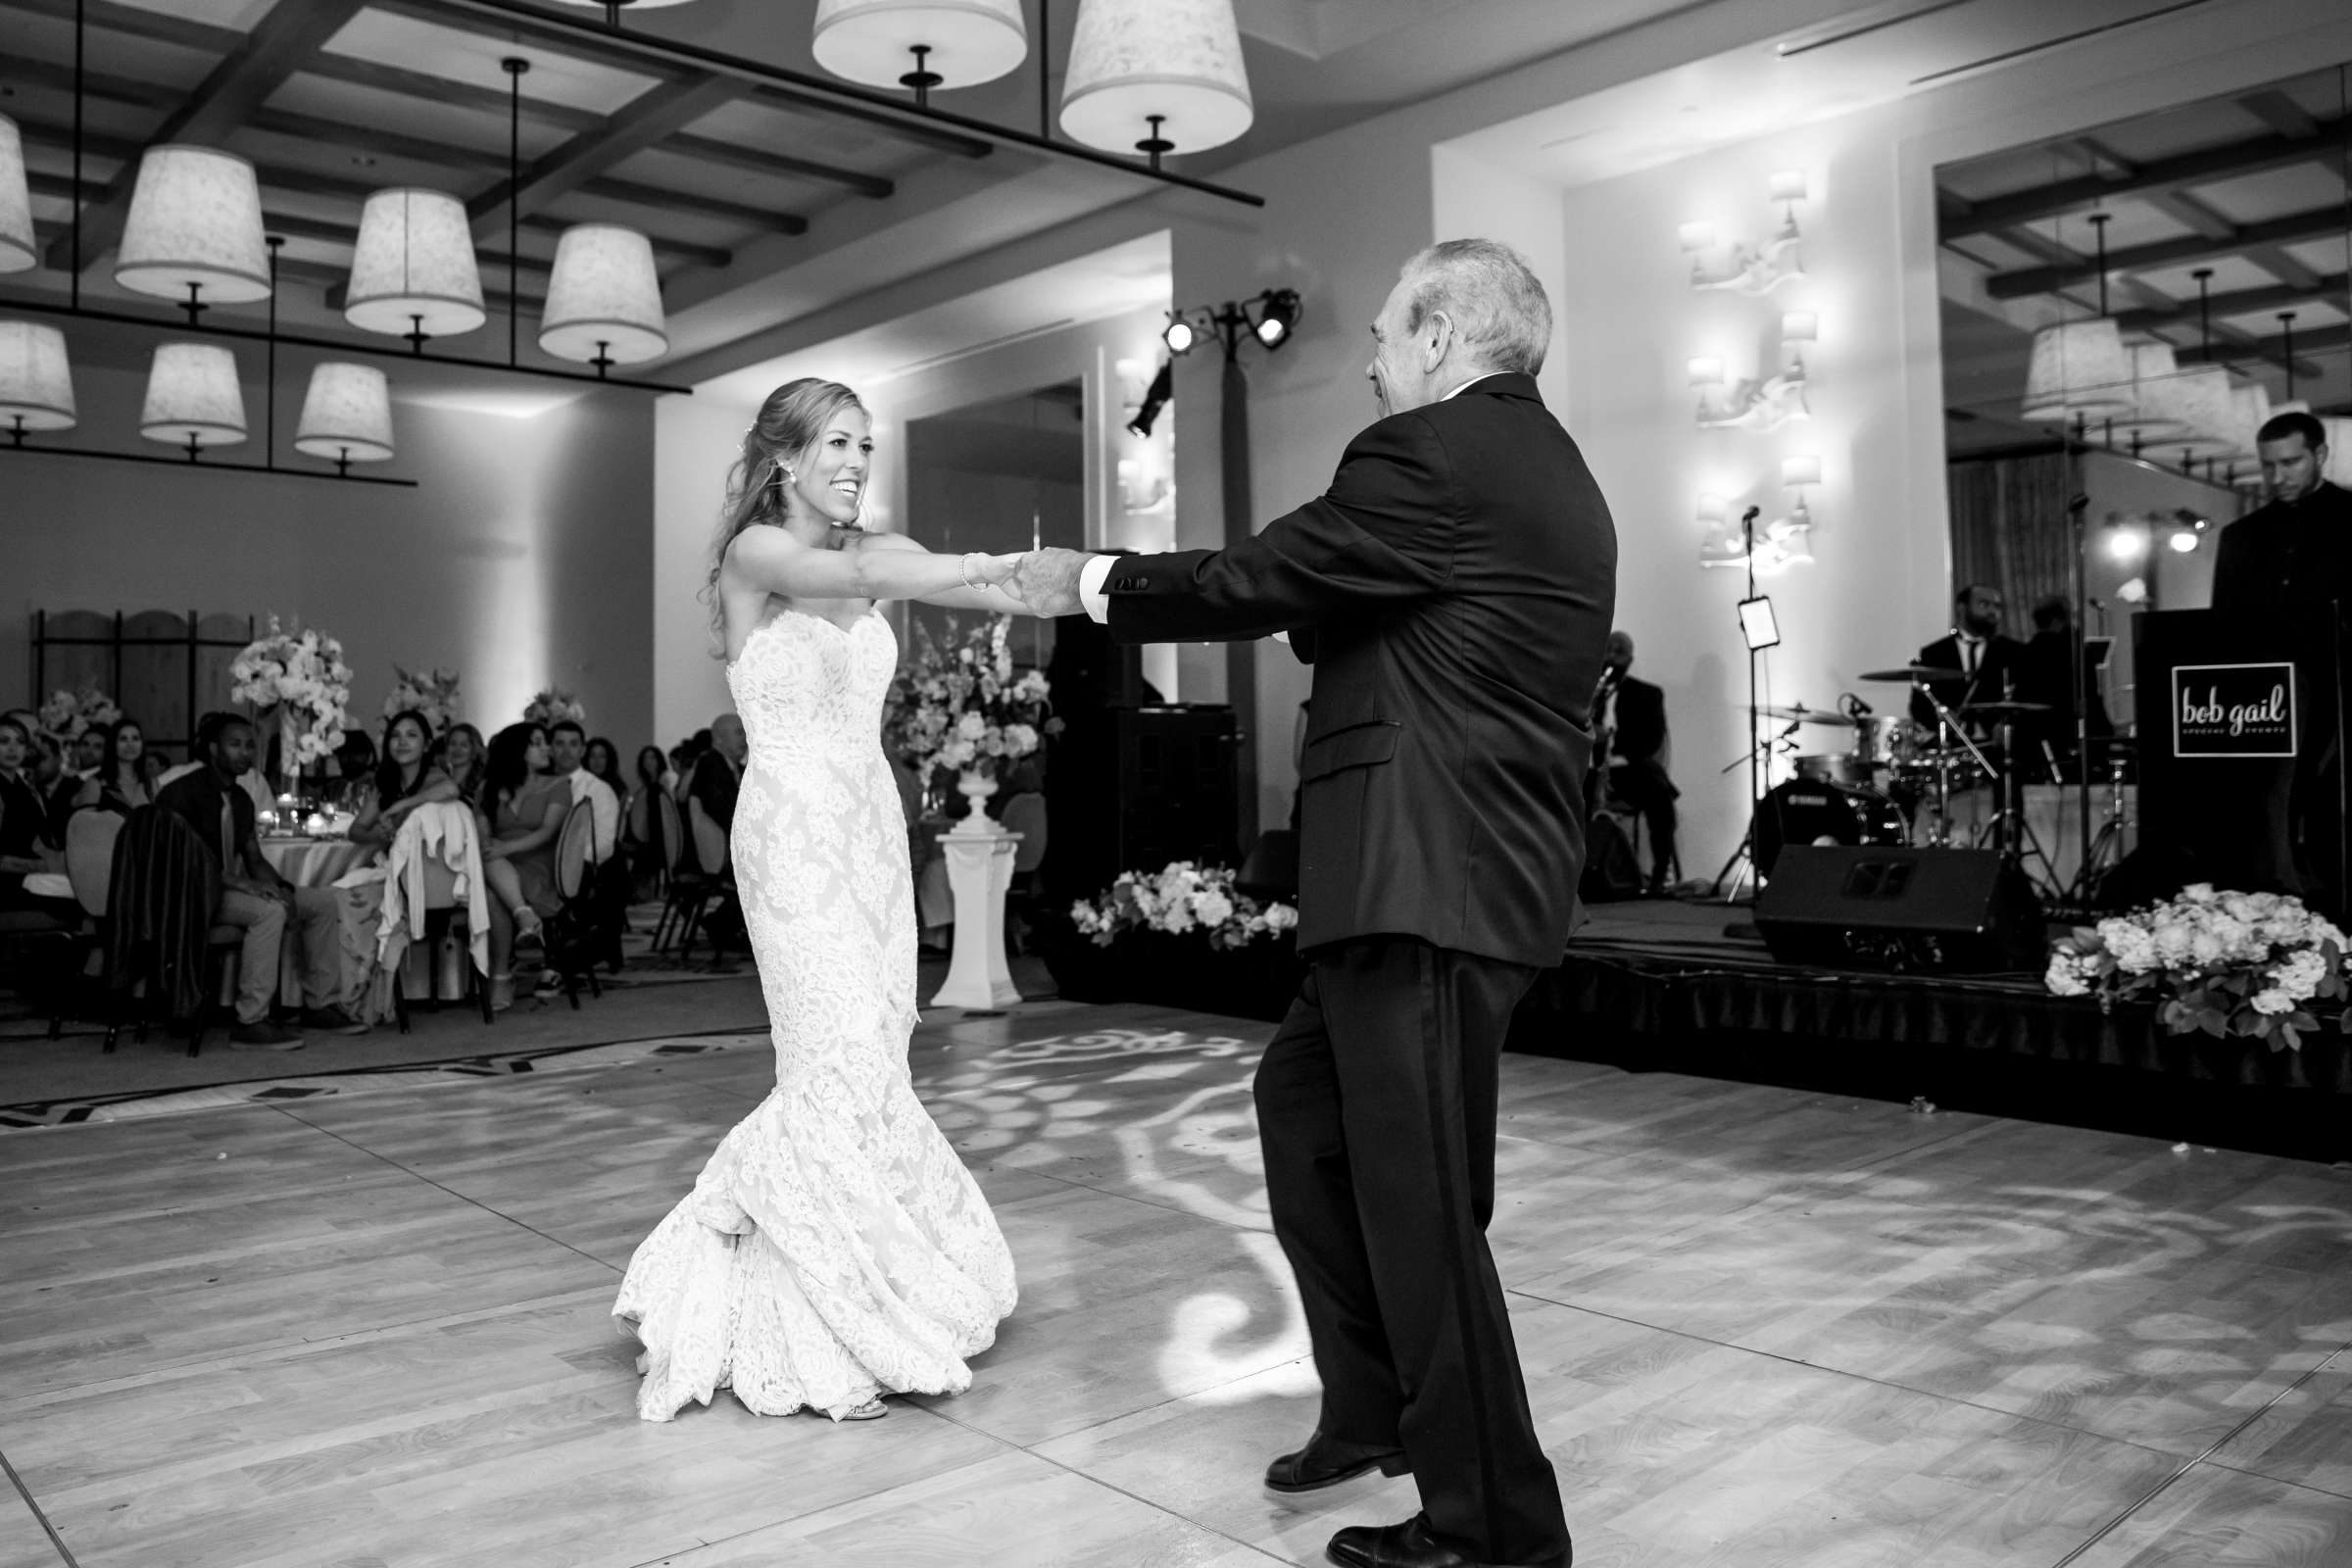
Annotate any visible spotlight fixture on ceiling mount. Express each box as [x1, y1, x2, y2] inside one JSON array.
[[812, 0, 1028, 109], [1160, 288, 1304, 363], [1126, 360, 1173, 438]]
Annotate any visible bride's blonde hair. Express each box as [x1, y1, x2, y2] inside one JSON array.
[[703, 377, 866, 647]]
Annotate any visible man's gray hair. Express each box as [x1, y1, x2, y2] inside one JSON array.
[[1397, 239, 1551, 377]]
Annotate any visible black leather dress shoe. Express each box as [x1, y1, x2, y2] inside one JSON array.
[[1326, 1513, 1569, 1568], [1264, 1428, 1410, 1494]]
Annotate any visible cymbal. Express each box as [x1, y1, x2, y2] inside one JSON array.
[[1958, 700, 2052, 715], [1859, 664, 1965, 683], [1757, 705, 1860, 726]]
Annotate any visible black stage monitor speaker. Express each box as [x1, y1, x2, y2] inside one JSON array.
[[1754, 846, 2044, 973]]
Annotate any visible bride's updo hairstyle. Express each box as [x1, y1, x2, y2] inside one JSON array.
[[703, 376, 866, 644]]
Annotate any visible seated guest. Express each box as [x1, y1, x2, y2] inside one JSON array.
[[1592, 630, 1681, 895], [43, 726, 109, 843], [435, 722, 487, 805], [72, 716, 152, 815], [681, 714, 744, 875], [136, 749, 170, 794], [350, 710, 459, 848], [1, 716, 76, 919], [543, 719, 620, 862], [477, 721, 568, 1009], [584, 736, 628, 807], [333, 729, 377, 796], [155, 711, 350, 1047], [624, 745, 669, 896], [666, 743, 695, 801]]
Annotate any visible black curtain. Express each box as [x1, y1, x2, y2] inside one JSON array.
[[1946, 453, 2073, 624]]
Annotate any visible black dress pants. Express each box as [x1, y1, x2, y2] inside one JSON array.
[[1254, 936, 1569, 1567]]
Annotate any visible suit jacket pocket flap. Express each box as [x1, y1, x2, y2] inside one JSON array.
[[1300, 719, 1400, 782]]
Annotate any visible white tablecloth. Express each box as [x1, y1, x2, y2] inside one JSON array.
[[260, 837, 374, 889]]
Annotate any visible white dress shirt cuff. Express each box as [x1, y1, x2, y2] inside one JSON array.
[[1079, 554, 1114, 623]]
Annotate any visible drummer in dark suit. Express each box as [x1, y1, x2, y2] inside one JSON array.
[[1909, 583, 2027, 734]]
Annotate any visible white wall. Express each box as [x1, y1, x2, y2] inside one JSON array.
[[650, 305, 1176, 746], [3, 351, 656, 754]]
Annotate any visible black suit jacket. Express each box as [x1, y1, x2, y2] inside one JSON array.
[[1099, 373, 1617, 968], [1605, 675, 1666, 765], [2211, 483, 2352, 616], [1909, 632, 2028, 729], [683, 752, 739, 876]]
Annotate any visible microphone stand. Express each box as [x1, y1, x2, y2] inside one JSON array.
[[1720, 505, 1768, 900], [2067, 483, 2093, 908]]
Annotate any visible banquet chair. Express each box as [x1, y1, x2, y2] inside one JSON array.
[[384, 806, 495, 1033], [44, 808, 123, 1044], [654, 792, 736, 965], [542, 800, 604, 1010], [999, 791, 1050, 953], [103, 806, 242, 1057]]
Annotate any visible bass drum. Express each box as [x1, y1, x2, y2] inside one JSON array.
[[1753, 778, 1908, 879]]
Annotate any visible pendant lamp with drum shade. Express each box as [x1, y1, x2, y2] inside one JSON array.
[[812, 0, 1027, 106], [2138, 363, 2237, 465], [1060, 0, 1253, 169], [0, 115, 35, 274], [2020, 318, 2134, 425], [115, 147, 271, 318], [345, 188, 485, 348], [140, 342, 246, 459], [538, 223, 667, 373], [0, 320, 76, 436], [295, 363, 394, 474], [2089, 340, 2188, 453]]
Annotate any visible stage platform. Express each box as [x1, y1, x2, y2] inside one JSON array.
[[1524, 899, 2352, 1164], [3, 993, 2350, 1567]]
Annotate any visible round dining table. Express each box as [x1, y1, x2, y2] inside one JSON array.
[[259, 836, 375, 889], [257, 836, 382, 1012]]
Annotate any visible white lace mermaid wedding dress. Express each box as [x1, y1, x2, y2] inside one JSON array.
[[613, 607, 1016, 1422]]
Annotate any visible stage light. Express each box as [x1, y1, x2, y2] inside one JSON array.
[[1162, 315, 1196, 356], [2167, 529, 2200, 554], [1126, 360, 1173, 437], [1252, 288, 1300, 350], [2105, 525, 2149, 563]]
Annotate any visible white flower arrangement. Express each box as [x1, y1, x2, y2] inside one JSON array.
[[228, 616, 353, 771], [1071, 861, 1299, 954], [384, 665, 462, 733], [884, 614, 1058, 778], [522, 687, 585, 728], [35, 684, 121, 754], [2045, 883, 2351, 1052]]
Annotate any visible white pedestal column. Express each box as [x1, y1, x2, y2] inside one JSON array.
[[929, 826, 1023, 1010]]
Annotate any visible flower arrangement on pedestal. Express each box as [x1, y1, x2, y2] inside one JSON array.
[[228, 617, 352, 788], [883, 614, 1057, 820], [2045, 884, 2351, 1052], [35, 684, 121, 755], [522, 687, 585, 728], [384, 665, 463, 733], [1072, 861, 1298, 952]]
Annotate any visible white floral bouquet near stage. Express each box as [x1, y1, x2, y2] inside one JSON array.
[[522, 687, 585, 728], [2045, 885, 2352, 1052], [35, 684, 121, 753], [884, 614, 1056, 778], [229, 617, 352, 772], [1072, 861, 1299, 953], [384, 665, 462, 733]]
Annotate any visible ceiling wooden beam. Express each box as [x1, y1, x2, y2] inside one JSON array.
[[661, 132, 892, 199], [5, 0, 244, 54], [1983, 204, 2351, 299], [2178, 319, 2349, 369], [1940, 111, 2352, 239], [245, 106, 507, 176], [2237, 90, 2320, 141], [2139, 190, 2235, 242], [0, 51, 172, 111], [41, 0, 373, 270], [2113, 272, 2348, 333], [2245, 244, 2325, 293], [463, 74, 740, 230], [579, 176, 808, 236], [298, 51, 607, 136]]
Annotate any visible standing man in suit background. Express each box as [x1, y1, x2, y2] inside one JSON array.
[[1015, 238, 1612, 1568], [1910, 583, 2026, 736], [2212, 412, 2352, 614], [1592, 629, 1679, 895]]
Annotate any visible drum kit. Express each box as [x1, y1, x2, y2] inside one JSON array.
[[1729, 659, 2125, 897]]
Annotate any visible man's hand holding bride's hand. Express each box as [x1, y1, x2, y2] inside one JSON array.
[[1008, 548, 1090, 616]]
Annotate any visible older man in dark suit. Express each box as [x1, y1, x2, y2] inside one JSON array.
[[1015, 239, 1611, 1568]]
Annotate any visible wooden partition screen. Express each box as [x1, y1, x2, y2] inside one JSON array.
[[29, 611, 258, 758]]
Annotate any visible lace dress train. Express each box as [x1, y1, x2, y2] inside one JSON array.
[[613, 610, 1016, 1421]]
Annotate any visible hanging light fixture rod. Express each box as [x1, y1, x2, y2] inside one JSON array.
[[0, 297, 694, 394], [425, 0, 1265, 208]]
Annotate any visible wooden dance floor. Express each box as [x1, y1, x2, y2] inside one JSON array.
[[4, 996, 2351, 1566]]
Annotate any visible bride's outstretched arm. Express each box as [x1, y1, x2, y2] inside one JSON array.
[[727, 525, 1020, 604], [851, 532, 1053, 615]]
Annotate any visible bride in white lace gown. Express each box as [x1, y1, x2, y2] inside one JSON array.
[[614, 378, 1035, 1423]]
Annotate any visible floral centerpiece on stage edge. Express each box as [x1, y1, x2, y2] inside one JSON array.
[[2044, 884, 2352, 1053], [35, 684, 121, 755], [883, 613, 1058, 784], [228, 616, 353, 785], [1072, 861, 1299, 953], [522, 687, 585, 728], [384, 665, 463, 733]]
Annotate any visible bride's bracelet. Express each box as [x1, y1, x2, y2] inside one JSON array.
[[960, 552, 986, 592]]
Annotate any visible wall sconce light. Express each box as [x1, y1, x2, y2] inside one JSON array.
[[1680, 173, 1807, 296], [1769, 453, 1821, 564], [1690, 345, 1810, 431]]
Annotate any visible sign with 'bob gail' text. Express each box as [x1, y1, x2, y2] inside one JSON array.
[[2173, 662, 2298, 759]]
